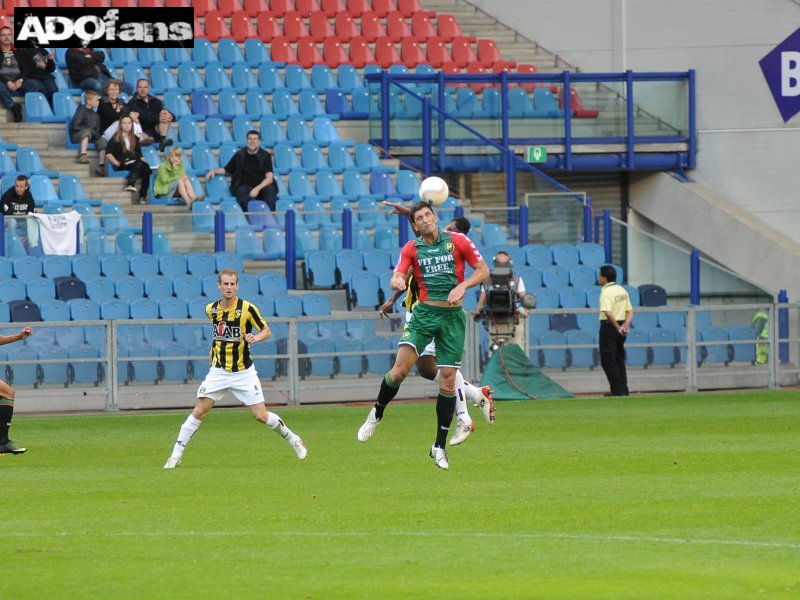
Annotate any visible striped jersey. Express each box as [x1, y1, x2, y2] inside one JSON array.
[[395, 230, 482, 302], [403, 275, 420, 312], [206, 297, 267, 372]]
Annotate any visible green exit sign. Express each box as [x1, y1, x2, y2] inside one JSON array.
[[526, 146, 547, 163]]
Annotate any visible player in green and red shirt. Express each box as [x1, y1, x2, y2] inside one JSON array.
[[357, 201, 489, 470]]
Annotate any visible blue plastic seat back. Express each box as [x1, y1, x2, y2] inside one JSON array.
[[301, 293, 331, 316], [551, 243, 581, 268]]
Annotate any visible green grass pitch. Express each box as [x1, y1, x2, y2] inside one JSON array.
[[3, 391, 799, 599]]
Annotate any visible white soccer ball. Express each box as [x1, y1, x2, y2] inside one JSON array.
[[418, 176, 450, 206]]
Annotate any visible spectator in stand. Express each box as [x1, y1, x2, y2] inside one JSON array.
[[106, 115, 151, 205], [126, 79, 174, 152], [98, 79, 155, 146], [154, 146, 202, 208], [69, 89, 107, 174], [0, 26, 24, 122], [65, 47, 133, 95], [15, 47, 58, 108], [204, 130, 278, 212], [1, 175, 35, 216]]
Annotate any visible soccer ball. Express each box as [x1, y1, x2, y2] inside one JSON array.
[[418, 176, 450, 206]]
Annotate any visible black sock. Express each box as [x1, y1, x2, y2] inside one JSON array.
[[434, 392, 456, 448], [0, 403, 13, 444], [374, 374, 401, 420]]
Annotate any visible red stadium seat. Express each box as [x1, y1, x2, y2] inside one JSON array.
[[309, 12, 335, 43], [560, 87, 599, 119], [295, 0, 320, 17], [244, 0, 269, 16], [283, 11, 310, 43], [375, 39, 402, 69], [371, 0, 396, 18], [257, 13, 283, 42], [396, 0, 421, 18], [56, 0, 84, 6], [297, 39, 324, 69], [385, 11, 412, 43], [441, 61, 465, 88], [360, 11, 387, 43], [231, 13, 258, 43], [204, 11, 233, 43], [323, 38, 349, 68], [476, 39, 503, 69], [451, 36, 478, 69], [165, 0, 191, 5], [191, 0, 214, 17], [516, 63, 539, 93], [110, 0, 136, 6], [217, 0, 244, 17], [349, 36, 377, 69], [346, 0, 369, 17], [425, 38, 452, 69], [466, 62, 491, 92], [436, 14, 463, 43], [137, 0, 165, 5], [400, 39, 425, 69], [334, 13, 360, 43], [492, 60, 517, 74], [194, 17, 204, 38], [270, 37, 300, 64], [267, 0, 295, 16], [320, 0, 345, 18], [410, 12, 437, 42]]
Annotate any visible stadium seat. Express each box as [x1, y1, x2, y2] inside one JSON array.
[[215, 252, 245, 273], [54, 276, 86, 301], [650, 328, 678, 367], [638, 284, 668, 307], [728, 326, 756, 364], [551, 243, 581, 268], [348, 36, 377, 69], [347, 271, 381, 309], [566, 329, 595, 369]]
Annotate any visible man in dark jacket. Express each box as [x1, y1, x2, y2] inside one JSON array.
[[0, 26, 24, 122], [65, 47, 132, 95], [15, 47, 58, 107], [126, 79, 173, 151], [203, 130, 278, 211]]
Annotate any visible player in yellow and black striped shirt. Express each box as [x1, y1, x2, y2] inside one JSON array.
[[163, 269, 307, 468]]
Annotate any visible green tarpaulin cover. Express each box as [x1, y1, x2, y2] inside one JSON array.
[[479, 343, 573, 400]]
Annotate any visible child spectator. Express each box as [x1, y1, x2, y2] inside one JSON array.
[[154, 146, 202, 208], [69, 89, 107, 174]]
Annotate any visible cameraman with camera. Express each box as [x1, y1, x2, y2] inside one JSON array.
[[475, 251, 530, 350]]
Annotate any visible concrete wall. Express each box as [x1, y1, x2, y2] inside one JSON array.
[[469, 0, 800, 289]]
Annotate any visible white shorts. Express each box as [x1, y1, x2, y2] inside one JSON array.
[[197, 365, 264, 406], [405, 310, 436, 357]]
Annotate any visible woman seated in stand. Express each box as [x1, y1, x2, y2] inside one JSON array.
[[105, 115, 151, 205]]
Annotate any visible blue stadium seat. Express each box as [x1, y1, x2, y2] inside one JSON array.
[[9, 299, 41, 322], [128, 255, 159, 279], [215, 252, 245, 273], [551, 243, 581, 268], [115, 230, 143, 255], [306, 339, 336, 378], [347, 271, 381, 309], [327, 141, 358, 174], [17, 147, 58, 177], [130, 299, 160, 320], [517, 266, 543, 290], [559, 288, 587, 309], [566, 329, 595, 369], [657, 310, 685, 331], [254, 274, 285, 300], [159, 298, 189, 320], [144, 275, 174, 301], [84, 277, 115, 303], [524, 244, 553, 268], [24, 92, 62, 123], [638, 284, 668, 307], [700, 326, 729, 365], [68, 298, 100, 321], [274, 295, 303, 317], [335, 249, 363, 286], [232, 64, 259, 91], [263, 228, 286, 260], [576, 242, 606, 268], [728, 326, 756, 364], [159, 254, 188, 278], [626, 329, 651, 368], [85, 230, 113, 255], [100, 299, 131, 320], [59, 175, 100, 207], [542, 266, 570, 290], [71, 255, 101, 281], [301, 293, 331, 317], [26, 278, 55, 305], [569, 266, 597, 289], [538, 331, 568, 369], [237, 273, 260, 298], [68, 344, 101, 385], [115, 276, 145, 301], [335, 339, 363, 376], [13, 256, 43, 283], [650, 328, 678, 367], [99, 255, 130, 280], [159, 342, 190, 383]]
